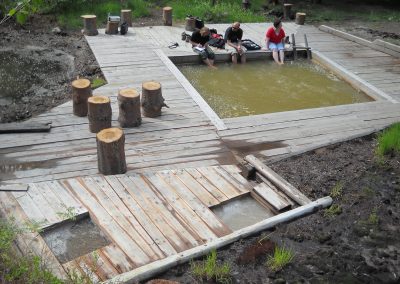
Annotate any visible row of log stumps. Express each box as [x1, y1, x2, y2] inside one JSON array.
[[81, 9, 133, 36], [72, 79, 167, 175]]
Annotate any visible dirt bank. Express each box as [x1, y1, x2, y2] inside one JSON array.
[[158, 134, 400, 283]]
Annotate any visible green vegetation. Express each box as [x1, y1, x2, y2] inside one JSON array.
[[0, 219, 63, 283], [190, 249, 231, 284], [361, 186, 375, 198], [324, 204, 342, 217], [91, 77, 107, 89], [169, 0, 265, 23], [56, 204, 78, 221], [266, 245, 294, 272], [330, 181, 343, 198], [376, 123, 400, 158], [367, 208, 379, 226]]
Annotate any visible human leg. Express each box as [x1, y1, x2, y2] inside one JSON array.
[[239, 46, 247, 64], [277, 43, 285, 65], [272, 49, 280, 64]]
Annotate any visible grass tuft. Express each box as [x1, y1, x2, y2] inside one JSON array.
[[376, 123, 400, 158], [191, 249, 231, 283], [266, 245, 294, 272], [91, 77, 107, 89], [330, 181, 343, 198], [324, 204, 342, 217]]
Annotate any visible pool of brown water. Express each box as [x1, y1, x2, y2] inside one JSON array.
[[179, 60, 373, 118]]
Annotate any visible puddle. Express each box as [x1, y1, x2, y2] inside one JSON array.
[[41, 217, 110, 264], [212, 195, 274, 231]]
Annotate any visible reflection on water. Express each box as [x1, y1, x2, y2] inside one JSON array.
[[212, 195, 274, 231], [179, 61, 373, 118]]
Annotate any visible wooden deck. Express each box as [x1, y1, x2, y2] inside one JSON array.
[[0, 21, 399, 282]]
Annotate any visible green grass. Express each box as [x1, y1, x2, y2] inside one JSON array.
[[0, 219, 63, 283], [168, 0, 265, 23], [91, 77, 107, 89], [367, 209, 379, 226], [55, 0, 151, 29], [266, 245, 295, 272], [376, 123, 400, 158], [330, 181, 344, 198], [190, 249, 231, 283], [324, 204, 342, 217]]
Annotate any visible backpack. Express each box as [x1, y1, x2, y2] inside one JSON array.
[[241, 39, 261, 50], [195, 18, 204, 29], [208, 37, 225, 49], [120, 21, 128, 35]]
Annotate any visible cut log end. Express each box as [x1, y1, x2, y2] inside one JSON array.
[[97, 128, 123, 143], [72, 79, 91, 89], [143, 81, 161, 91], [119, 89, 139, 98], [81, 15, 96, 19], [88, 96, 110, 104], [163, 6, 172, 12]]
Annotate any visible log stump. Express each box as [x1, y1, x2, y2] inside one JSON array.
[[121, 9, 132, 27], [295, 12, 306, 25], [242, 0, 250, 10], [106, 21, 119, 34], [96, 128, 127, 175], [185, 17, 196, 31], [162, 7, 173, 26], [141, 81, 167, 118], [72, 78, 92, 117], [118, 88, 142, 128], [81, 15, 98, 36], [283, 3, 293, 20], [87, 96, 112, 133]]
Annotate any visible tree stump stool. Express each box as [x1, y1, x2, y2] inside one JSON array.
[[163, 7, 173, 26], [96, 128, 127, 175], [283, 3, 293, 20], [81, 15, 98, 36], [295, 12, 306, 25], [141, 81, 168, 118], [106, 21, 119, 34], [72, 78, 92, 117], [87, 96, 112, 133], [185, 17, 196, 31], [121, 9, 132, 27], [118, 88, 142, 128]]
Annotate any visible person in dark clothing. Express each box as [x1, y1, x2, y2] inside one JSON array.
[[189, 27, 217, 69], [224, 22, 246, 64]]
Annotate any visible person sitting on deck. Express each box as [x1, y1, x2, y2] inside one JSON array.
[[265, 18, 286, 65], [190, 27, 217, 69], [224, 22, 246, 64]]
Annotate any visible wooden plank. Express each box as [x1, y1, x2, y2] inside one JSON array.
[[100, 243, 135, 273], [157, 171, 231, 236], [63, 178, 151, 266], [0, 122, 51, 133], [105, 176, 176, 256], [121, 175, 199, 250], [184, 168, 229, 203], [213, 166, 252, 193], [81, 177, 163, 261], [12, 191, 49, 225], [0, 183, 29, 191], [196, 167, 242, 199], [253, 183, 291, 212], [143, 173, 218, 242], [172, 169, 220, 207]]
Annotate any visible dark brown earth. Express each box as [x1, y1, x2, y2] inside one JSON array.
[[0, 5, 399, 284]]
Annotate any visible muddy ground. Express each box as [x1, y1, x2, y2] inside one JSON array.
[[158, 135, 400, 284], [0, 5, 399, 284]]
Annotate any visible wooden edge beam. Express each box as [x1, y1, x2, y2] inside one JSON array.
[[103, 196, 332, 284], [244, 154, 311, 206], [0, 122, 52, 134]]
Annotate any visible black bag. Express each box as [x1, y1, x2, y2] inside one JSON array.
[[120, 21, 128, 35], [208, 38, 225, 49], [241, 39, 261, 50], [195, 18, 204, 29]]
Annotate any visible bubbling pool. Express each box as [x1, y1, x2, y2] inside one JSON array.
[[179, 60, 373, 118]]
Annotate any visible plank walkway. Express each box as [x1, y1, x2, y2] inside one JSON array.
[[0, 22, 399, 282], [0, 165, 263, 281]]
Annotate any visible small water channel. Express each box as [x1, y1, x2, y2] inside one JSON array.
[[179, 60, 373, 118]]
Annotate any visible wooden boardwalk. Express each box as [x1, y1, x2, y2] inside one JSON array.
[[0, 22, 399, 282]]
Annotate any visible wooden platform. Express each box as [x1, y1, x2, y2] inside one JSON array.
[[0, 165, 289, 281]]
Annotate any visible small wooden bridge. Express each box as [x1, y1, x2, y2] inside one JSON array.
[[0, 22, 399, 282]]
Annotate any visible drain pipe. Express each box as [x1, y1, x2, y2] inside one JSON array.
[[103, 196, 332, 284]]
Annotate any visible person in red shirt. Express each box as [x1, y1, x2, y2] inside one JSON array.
[[265, 18, 286, 65]]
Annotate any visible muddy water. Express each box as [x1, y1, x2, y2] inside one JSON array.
[[179, 61, 373, 118], [41, 217, 109, 264], [212, 196, 274, 231]]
